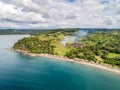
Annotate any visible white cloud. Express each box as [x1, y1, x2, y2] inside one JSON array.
[[0, 0, 119, 29]]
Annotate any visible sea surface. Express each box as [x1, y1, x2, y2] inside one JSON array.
[[0, 35, 120, 90]]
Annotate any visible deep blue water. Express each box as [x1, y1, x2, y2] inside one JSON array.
[[0, 35, 120, 90]]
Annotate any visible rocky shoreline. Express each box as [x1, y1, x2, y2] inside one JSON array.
[[12, 49, 120, 74]]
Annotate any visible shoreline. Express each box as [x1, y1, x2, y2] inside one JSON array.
[[12, 49, 120, 74]]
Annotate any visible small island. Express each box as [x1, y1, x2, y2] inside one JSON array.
[[12, 29, 120, 73]]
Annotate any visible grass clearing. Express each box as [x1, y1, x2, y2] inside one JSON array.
[[107, 53, 120, 58]]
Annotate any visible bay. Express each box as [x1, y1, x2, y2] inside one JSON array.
[[0, 35, 120, 90]]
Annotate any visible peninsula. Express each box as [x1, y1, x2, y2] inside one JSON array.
[[12, 29, 120, 73]]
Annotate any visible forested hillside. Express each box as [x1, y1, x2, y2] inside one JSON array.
[[13, 30, 120, 67]]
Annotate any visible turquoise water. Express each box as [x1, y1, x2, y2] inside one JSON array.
[[0, 35, 120, 90]]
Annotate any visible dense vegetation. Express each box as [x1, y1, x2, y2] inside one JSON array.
[[66, 32, 120, 67], [13, 29, 120, 67], [0, 28, 79, 35], [1, 28, 120, 35], [13, 30, 74, 56]]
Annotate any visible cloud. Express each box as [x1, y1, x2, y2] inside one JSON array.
[[0, 0, 119, 29]]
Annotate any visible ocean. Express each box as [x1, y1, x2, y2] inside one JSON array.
[[0, 35, 120, 90]]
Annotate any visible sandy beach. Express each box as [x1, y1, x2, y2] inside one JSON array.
[[12, 49, 120, 74]]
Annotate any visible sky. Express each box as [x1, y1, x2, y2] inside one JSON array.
[[0, 0, 120, 29]]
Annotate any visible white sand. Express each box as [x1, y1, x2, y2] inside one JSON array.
[[12, 49, 120, 74]]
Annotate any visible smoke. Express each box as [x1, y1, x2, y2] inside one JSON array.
[[74, 30, 88, 38], [61, 30, 88, 45]]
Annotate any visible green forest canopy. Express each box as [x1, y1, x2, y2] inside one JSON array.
[[13, 29, 120, 67]]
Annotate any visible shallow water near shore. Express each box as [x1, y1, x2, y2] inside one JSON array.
[[0, 35, 120, 90]]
